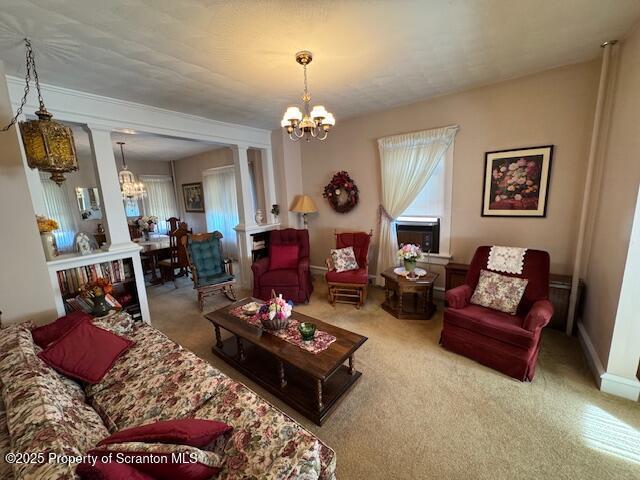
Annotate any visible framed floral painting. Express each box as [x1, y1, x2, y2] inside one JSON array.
[[482, 146, 553, 217]]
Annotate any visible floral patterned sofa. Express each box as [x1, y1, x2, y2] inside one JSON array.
[[0, 315, 336, 480]]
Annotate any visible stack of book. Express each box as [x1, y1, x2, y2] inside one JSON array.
[[57, 259, 132, 296], [252, 240, 266, 251]]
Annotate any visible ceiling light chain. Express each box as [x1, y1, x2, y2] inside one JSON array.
[[281, 51, 335, 142], [1, 38, 78, 185]]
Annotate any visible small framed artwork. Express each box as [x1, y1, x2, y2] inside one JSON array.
[[482, 145, 553, 217], [74, 232, 96, 255], [182, 182, 205, 212]]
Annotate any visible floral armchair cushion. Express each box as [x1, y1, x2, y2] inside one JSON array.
[[470, 269, 529, 315]]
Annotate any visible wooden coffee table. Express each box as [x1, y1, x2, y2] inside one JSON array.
[[381, 267, 439, 319], [205, 298, 367, 425]]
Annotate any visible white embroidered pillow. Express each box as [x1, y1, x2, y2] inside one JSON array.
[[470, 270, 528, 315], [331, 246, 359, 272]]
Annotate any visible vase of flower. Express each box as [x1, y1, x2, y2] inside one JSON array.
[[92, 294, 112, 317], [40, 232, 58, 260], [80, 277, 114, 317], [403, 258, 417, 273], [397, 243, 422, 279], [36, 215, 59, 260], [143, 230, 150, 241]]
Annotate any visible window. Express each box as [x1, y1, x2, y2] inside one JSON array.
[[124, 198, 140, 217], [203, 167, 239, 258], [396, 144, 453, 258], [39, 173, 77, 252], [140, 176, 179, 234]]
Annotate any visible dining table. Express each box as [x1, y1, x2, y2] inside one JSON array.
[[136, 235, 171, 285]]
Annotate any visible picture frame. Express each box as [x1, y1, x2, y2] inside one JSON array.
[[182, 182, 205, 212], [74, 232, 96, 255], [481, 145, 553, 217]]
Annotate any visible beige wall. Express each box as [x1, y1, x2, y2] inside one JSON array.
[[126, 158, 172, 177], [173, 147, 233, 232], [272, 129, 303, 227], [0, 62, 57, 325], [582, 26, 640, 368], [300, 61, 600, 283]]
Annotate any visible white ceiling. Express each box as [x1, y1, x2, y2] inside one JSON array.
[[1, 1, 639, 129], [71, 126, 222, 162]]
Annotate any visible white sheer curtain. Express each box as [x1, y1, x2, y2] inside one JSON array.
[[203, 167, 239, 258], [140, 175, 178, 234], [39, 173, 77, 252], [375, 126, 458, 284]]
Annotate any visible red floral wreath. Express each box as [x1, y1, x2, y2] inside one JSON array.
[[322, 171, 359, 213]]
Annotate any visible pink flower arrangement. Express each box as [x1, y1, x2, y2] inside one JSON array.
[[257, 294, 293, 323], [397, 243, 422, 261]]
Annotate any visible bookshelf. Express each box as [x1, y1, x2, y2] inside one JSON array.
[[46, 245, 150, 323], [56, 258, 141, 321]]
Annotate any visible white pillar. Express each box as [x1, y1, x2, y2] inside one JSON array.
[[86, 125, 133, 250], [232, 144, 256, 290], [261, 147, 277, 223], [600, 185, 640, 401], [232, 144, 255, 229]]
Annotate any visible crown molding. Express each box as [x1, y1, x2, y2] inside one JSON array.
[[4, 75, 271, 148]]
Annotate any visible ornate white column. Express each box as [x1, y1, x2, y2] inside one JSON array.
[[86, 124, 133, 250]]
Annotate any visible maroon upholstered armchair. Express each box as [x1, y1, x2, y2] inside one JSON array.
[[251, 228, 313, 304], [441, 246, 553, 381]]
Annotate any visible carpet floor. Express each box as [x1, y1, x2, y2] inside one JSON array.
[[148, 275, 640, 480]]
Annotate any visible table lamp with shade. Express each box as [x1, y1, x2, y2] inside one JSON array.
[[290, 195, 318, 228]]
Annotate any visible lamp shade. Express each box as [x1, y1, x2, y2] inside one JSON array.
[[290, 195, 318, 214]]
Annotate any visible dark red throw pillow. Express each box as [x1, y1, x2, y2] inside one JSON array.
[[77, 460, 153, 480], [38, 321, 133, 384], [85, 450, 220, 480], [98, 419, 233, 449], [31, 311, 92, 348], [269, 244, 300, 270]]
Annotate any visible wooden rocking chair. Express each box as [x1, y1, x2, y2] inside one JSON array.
[[182, 231, 236, 311]]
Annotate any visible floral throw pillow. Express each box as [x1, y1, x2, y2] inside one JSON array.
[[331, 246, 359, 272], [470, 269, 528, 315]]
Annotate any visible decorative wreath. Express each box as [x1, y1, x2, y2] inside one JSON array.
[[322, 171, 359, 213]]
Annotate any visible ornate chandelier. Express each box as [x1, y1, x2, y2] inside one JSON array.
[[116, 142, 145, 200], [1, 39, 78, 185], [281, 51, 335, 142]]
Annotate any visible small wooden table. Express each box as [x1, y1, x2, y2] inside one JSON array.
[[381, 268, 439, 319], [205, 298, 368, 425]]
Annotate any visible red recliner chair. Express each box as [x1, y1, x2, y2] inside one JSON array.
[[441, 246, 553, 381], [251, 229, 313, 304]]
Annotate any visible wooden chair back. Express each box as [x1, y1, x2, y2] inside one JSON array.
[[167, 217, 181, 233]]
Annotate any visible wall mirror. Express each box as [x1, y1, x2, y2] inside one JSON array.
[[75, 187, 103, 220]]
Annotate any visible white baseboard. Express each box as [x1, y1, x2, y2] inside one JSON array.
[[600, 373, 640, 401], [577, 321, 605, 386], [577, 321, 640, 401]]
